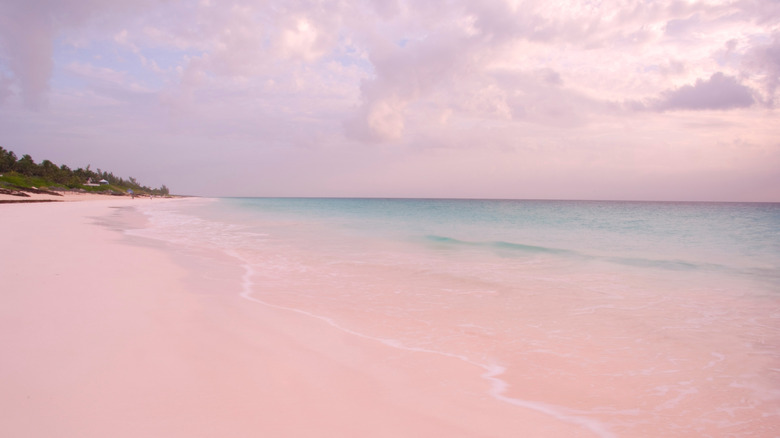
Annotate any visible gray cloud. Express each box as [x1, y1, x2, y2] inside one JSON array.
[[664, 14, 701, 38], [0, 2, 55, 109], [653, 72, 755, 111], [744, 34, 780, 106]]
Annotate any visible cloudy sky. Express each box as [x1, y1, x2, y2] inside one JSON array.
[[0, 0, 778, 200]]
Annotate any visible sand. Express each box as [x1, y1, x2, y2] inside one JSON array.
[[0, 199, 599, 437], [0, 190, 136, 203]]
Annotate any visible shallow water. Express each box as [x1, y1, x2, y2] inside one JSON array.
[[130, 198, 780, 437]]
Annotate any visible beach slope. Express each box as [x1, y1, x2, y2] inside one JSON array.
[[0, 200, 594, 437]]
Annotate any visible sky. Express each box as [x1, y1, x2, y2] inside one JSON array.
[[0, 0, 778, 201]]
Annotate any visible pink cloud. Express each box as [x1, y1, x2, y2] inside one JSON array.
[[654, 72, 755, 111]]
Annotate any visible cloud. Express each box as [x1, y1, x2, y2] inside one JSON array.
[[345, 19, 478, 142], [744, 34, 780, 106], [0, 0, 778, 201], [0, 74, 13, 104], [0, 2, 55, 109], [342, 0, 767, 142], [344, 96, 407, 142], [0, 0, 158, 109], [652, 72, 755, 111]]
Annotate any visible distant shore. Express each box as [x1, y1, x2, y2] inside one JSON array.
[[0, 189, 178, 204]]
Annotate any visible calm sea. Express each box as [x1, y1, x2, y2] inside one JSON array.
[[130, 198, 780, 437]]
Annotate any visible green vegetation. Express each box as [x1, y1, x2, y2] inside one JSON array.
[[0, 146, 170, 196]]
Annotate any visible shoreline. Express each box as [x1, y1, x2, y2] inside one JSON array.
[[0, 199, 596, 437], [0, 189, 183, 204]]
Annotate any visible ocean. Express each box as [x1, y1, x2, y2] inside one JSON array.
[[129, 198, 780, 437]]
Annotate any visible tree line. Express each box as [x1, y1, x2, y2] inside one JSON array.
[[0, 146, 170, 196]]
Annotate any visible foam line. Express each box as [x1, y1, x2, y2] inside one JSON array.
[[228, 250, 616, 438]]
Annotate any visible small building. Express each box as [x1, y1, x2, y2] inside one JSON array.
[[99, 179, 109, 185]]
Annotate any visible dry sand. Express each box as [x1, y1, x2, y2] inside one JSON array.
[[0, 190, 133, 203], [0, 199, 596, 437]]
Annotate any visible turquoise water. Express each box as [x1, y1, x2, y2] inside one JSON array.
[[132, 198, 780, 437], [223, 198, 780, 278]]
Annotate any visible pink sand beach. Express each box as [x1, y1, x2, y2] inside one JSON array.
[[0, 199, 600, 437]]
